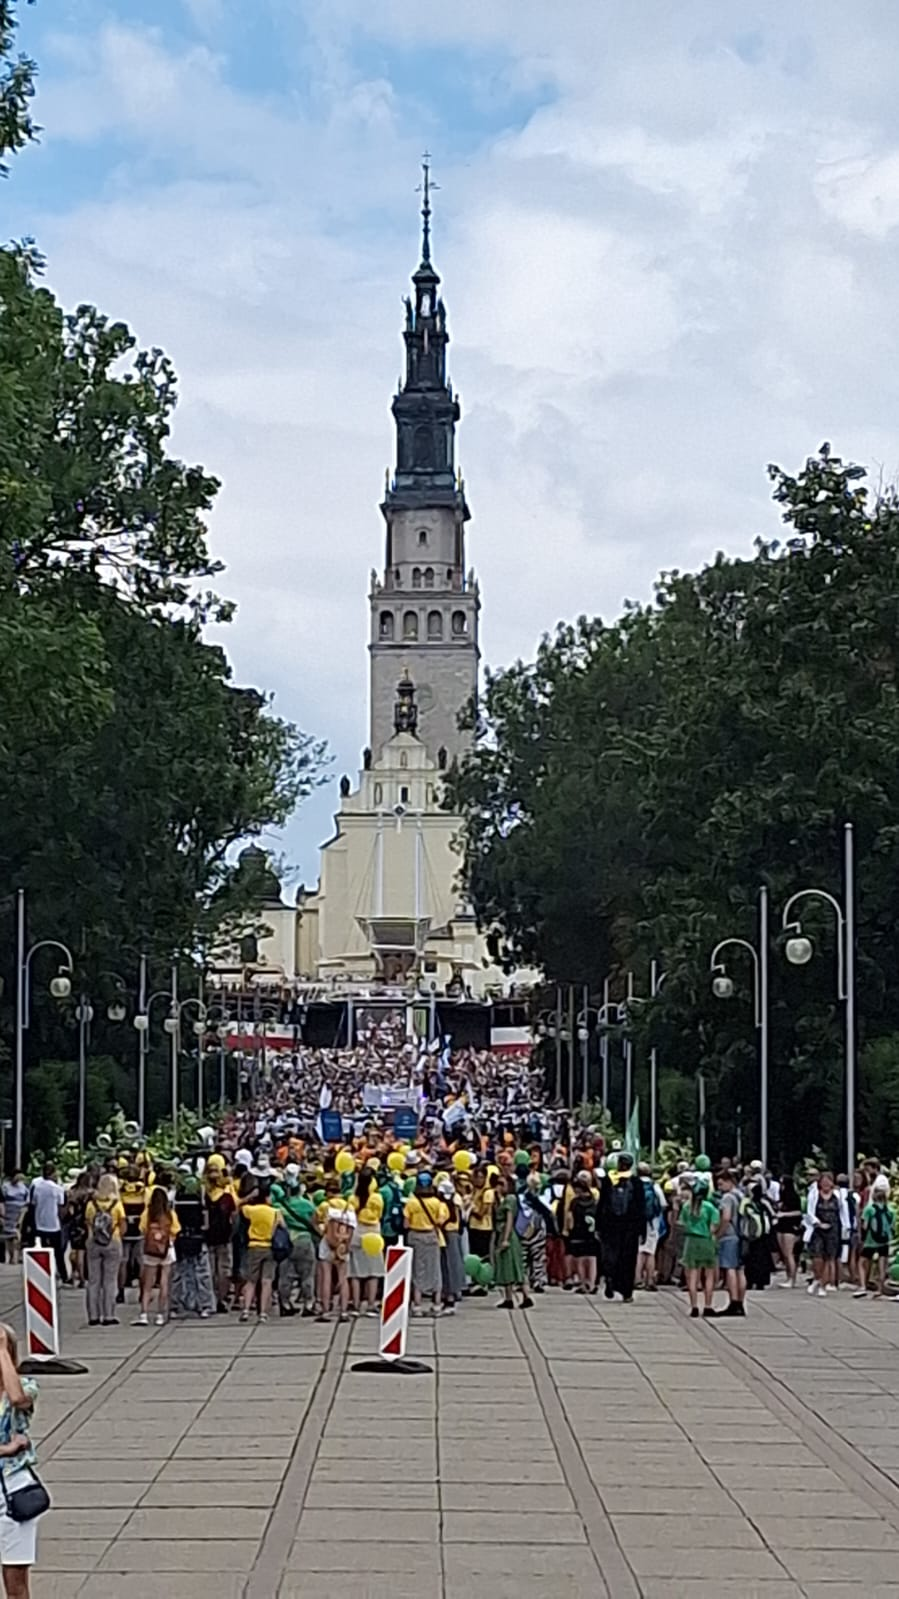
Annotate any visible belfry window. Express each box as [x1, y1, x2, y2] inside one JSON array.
[[403, 611, 418, 641], [424, 567, 434, 589], [452, 610, 467, 636], [379, 611, 394, 640], [427, 610, 443, 640], [418, 529, 428, 547], [412, 568, 422, 589], [374, 783, 383, 805]]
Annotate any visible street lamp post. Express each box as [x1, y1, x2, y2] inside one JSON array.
[[781, 821, 855, 1171], [709, 885, 770, 1167], [596, 995, 627, 1123], [75, 996, 93, 1151], [134, 980, 206, 1143], [14, 889, 75, 1170], [600, 975, 610, 1109]]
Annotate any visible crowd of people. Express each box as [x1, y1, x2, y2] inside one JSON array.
[[1, 1015, 894, 1327]]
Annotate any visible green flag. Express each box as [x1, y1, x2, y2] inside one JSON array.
[[624, 1098, 640, 1159]]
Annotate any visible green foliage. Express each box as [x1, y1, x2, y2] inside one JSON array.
[[0, 1, 36, 179], [449, 447, 899, 1160]]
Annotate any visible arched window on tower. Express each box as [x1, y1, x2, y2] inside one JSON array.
[[412, 568, 422, 589], [446, 567, 453, 584], [452, 610, 468, 637], [400, 751, 408, 769], [418, 529, 428, 547], [379, 611, 394, 640], [424, 567, 434, 589], [374, 783, 383, 805], [403, 611, 419, 641], [427, 610, 443, 640]]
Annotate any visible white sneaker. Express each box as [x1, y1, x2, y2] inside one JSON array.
[[852, 1288, 868, 1299], [154, 1313, 165, 1326], [807, 1281, 817, 1295], [817, 1285, 828, 1297], [824, 1284, 837, 1293], [136, 1313, 148, 1326], [778, 1278, 793, 1288]]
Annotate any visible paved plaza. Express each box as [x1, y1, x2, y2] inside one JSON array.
[[11, 1270, 899, 1598]]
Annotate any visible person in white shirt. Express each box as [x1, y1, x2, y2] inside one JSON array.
[[30, 1163, 68, 1284]]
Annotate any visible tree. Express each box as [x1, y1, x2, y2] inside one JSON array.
[[448, 447, 899, 1160], [0, 73, 328, 1149], [0, 1, 36, 178]]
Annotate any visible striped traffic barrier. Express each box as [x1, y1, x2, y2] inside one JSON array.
[[351, 1242, 431, 1376], [380, 1243, 413, 1361], [20, 1247, 86, 1376]]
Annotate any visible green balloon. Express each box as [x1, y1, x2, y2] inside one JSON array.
[[403, 1177, 416, 1196], [312, 1189, 325, 1206], [464, 1253, 481, 1279], [477, 1261, 494, 1287], [695, 1154, 712, 1172]]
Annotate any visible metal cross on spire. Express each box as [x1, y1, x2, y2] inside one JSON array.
[[416, 151, 439, 264]]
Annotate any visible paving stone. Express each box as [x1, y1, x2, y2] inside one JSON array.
[[281, 1580, 428, 1599], [142, 1477, 289, 1507], [287, 1541, 438, 1574], [737, 1489, 878, 1518], [85, 1579, 248, 1599], [758, 1515, 899, 1548], [43, 1480, 146, 1509], [296, 1508, 439, 1542], [442, 1509, 586, 1543], [639, 1582, 803, 1599], [436, 1457, 564, 1483], [628, 1546, 788, 1579], [612, 1512, 764, 1548], [598, 1483, 734, 1515], [778, 1549, 899, 1583], [304, 1478, 438, 1508], [122, 1507, 269, 1540], [32, 1540, 109, 1572], [442, 1545, 598, 1579], [439, 1482, 574, 1512], [28, 1578, 88, 1599], [96, 1539, 260, 1572]]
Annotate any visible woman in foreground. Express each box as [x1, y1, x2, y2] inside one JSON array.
[[0, 1323, 43, 1598]]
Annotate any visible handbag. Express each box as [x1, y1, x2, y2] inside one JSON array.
[[1, 1466, 50, 1523]]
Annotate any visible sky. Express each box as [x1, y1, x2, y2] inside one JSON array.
[[7, 0, 899, 887]]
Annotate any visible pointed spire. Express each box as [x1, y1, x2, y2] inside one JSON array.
[[416, 152, 439, 272]]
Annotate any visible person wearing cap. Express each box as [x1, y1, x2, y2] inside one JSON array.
[[854, 1174, 895, 1298], [713, 1169, 746, 1318], [404, 1172, 448, 1317], [679, 1175, 719, 1317], [274, 1167, 319, 1318]]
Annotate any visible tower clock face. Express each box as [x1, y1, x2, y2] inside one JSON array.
[[416, 683, 435, 711]]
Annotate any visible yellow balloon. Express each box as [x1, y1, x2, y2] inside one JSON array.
[[335, 1150, 355, 1175], [361, 1232, 384, 1257], [387, 1151, 405, 1174], [453, 1150, 472, 1173]]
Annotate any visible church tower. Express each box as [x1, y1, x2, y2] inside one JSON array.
[[369, 159, 480, 765]]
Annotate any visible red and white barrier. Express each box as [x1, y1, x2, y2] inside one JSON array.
[[379, 1244, 412, 1362], [23, 1248, 59, 1359]]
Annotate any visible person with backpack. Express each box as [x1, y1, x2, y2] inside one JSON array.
[[315, 1176, 356, 1322], [679, 1174, 719, 1317], [237, 1176, 284, 1325], [635, 1161, 667, 1292], [84, 1174, 127, 1327], [137, 1187, 180, 1326], [598, 1152, 647, 1303], [854, 1174, 895, 1298], [739, 1177, 776, 1290], [567, 1171, 600, 1293], [273, 1168, 318, 1318], [436, 1178, 466, 1313], [379, 1166, 406, 1252]]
